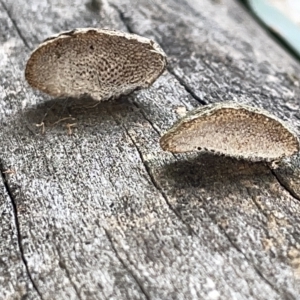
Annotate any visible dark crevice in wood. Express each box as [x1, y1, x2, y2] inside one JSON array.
[[122, 126, 195, 235], [140, 158, 196, 236], [0, 160, 44, 300], [166, 66, 206, 105], [104, 229, 150, 300], [109, 2, 206, 106], [167, 65, 207, 105], [141, 158, 196, 236], [108, 108, 196, 236], [55, 245, 82, 300], [0, 0, 30, 49], [270, 167, 300, 202], [132, 101, 161, 136], [109, 3, 134, 34]]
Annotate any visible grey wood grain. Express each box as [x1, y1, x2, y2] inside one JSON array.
[[0, 180, 39, 300], [0, 0, 300, 299], [0, 5, 43, 299]]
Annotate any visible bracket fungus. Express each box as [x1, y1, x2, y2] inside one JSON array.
[[25, 28, 167, 101], [160, 102, 300, 162]]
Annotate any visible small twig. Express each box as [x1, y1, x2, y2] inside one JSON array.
[[50, 116, 76, 126], [2, 169, 16, 176], [73, 101, 100, 110], [66, 123, 77, 135], [35, 122, 45, 134]]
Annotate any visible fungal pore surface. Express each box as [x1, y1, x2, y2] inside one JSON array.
[[25, 28, 167, 101], [160, 102, 300, 162]]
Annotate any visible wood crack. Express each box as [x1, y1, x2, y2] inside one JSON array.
[[109, 3, 134, 34], [109, 2, 206, 106], [0, 0, 30, 49], [0, 160, 44, 300], [132, 102, 161, 136], [131, 150, 196, 236], [166, 66, 206, 105], [108, 108, 196, 236], [104, 228, 150, 300], [270, 167, 300, 202]]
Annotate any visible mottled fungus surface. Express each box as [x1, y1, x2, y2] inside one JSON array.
[[160, 102, 299, 162], [25, 28, 167, 100]]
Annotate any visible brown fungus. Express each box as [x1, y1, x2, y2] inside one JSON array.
[[160, 102, 300, 162], [25, 28, 167, 100]]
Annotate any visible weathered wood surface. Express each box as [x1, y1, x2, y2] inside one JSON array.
[[1, 0, 300, 299]]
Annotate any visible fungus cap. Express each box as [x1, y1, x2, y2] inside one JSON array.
[[25, 28, 167, 100], [160, 102, 300, 162]]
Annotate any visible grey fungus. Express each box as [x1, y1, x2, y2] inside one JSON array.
[[160, 102, 300, 162], [25, 28, 167, 101]]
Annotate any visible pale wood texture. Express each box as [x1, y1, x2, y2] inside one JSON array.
[[1, 0, 300, 299]]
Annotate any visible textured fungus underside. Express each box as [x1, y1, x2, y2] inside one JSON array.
[[25, 28, 167, 101], [160, 103, 300, 161]]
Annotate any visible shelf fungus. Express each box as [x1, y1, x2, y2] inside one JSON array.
[[25, 28, 167, 100], [160, 102, 300, 162]]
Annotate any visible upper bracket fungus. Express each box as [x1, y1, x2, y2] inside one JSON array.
[[160, 102, 300, 162], [25, 28, 167, 101]]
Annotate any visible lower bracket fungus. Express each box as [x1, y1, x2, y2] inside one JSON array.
[[25, 28, 167, 101], [160, 102, 300, 162]]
